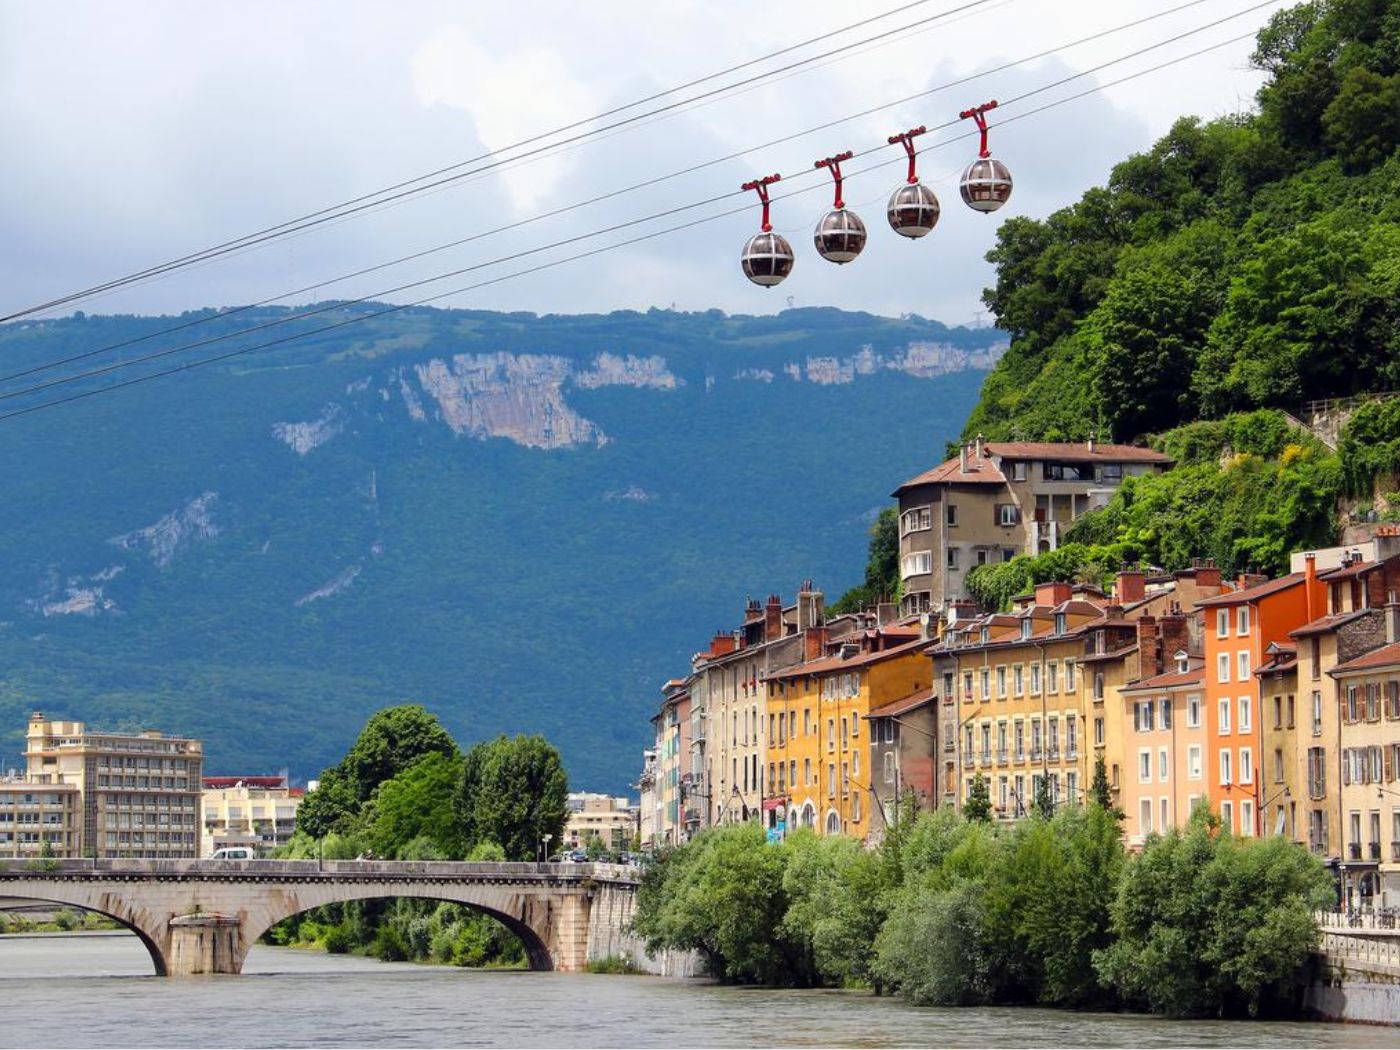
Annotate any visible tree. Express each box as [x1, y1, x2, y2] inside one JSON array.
[[367, 751, 466, 859], [964, 775, 992, 822], [1095, 812, 1332, 1017], [1034, 776, 1055, 820], [295, 767, 360, 840], [340, 704, 460, 804], [455, 734, 568, 861], [1090, 754, 1117, 815]]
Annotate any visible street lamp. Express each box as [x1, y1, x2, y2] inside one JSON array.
[[540, 832, 553, 864]]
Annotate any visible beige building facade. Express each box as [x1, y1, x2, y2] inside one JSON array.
[[562, 792, 637, 852], [20, 712, 203, 859], [200, 776, 302, 857]]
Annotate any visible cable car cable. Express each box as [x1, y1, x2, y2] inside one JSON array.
[[0, 0, 1250, 386], [0, 0, 1005, 324], [0, 25, 1262, 424]]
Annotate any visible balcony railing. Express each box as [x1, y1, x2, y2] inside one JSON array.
[[1370, 841, 1382, 860], [996, 749, 1008, 766], [962, 753, 975, 769], [1349, 842, 1362, 860], [1031, 746, 1043, 762], [1067, 746, 1078, 761], [1047, 745, 1060, 761], [1014, 750, 1026, 763], [978, 751, 992, 768]]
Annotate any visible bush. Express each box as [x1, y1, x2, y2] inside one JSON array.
[[322, 924, 354, 955]]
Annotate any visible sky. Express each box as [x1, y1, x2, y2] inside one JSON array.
[[0, 0, 1284, 328]]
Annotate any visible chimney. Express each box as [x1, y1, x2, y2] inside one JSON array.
[[1136, 615, 1162, 677], [797, 580, 825, 632], [1304, 553, 1317, 623], [959, 443, 969, 473], [1237, 572, 1268, 591], [1116, 568, 1146, 605], [1034, 580, 1073, 607], [764, 594, 783, 642], [804, 625, 829, 662], [1087, 431, 1096, 454], [710, 631, 737, 656], [1388, 590, 1400, 646], [975, 433, 985, 460], [744, 597, 763, 624], [1159, 612, 1191, 664], [1194, 561, 1222, 591]]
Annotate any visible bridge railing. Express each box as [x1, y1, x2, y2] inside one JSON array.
[[1320, 932, 1400, 970], [0, 858, 640, 880]]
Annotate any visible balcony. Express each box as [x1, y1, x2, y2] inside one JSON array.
[[1349, 842, 1362, 860], [1067, 747, 1078, 762], [1311, 841, 1327, 856], [978, 751, 992, 769], [962, 753, 975, 769], [1370, 842, 1382, 861], [996, 749, 1008, 766], [1047, 745, 1060, 761], [1031, 746, 1043, 762], [1014, 750, 1026, 764], [943, 739, 955, 753]]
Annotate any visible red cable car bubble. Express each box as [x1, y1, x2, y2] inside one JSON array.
[[958, 100, 1013, 213], [740, 174, 794, 287], [813, 151, 867, 264], [886, 125, 940, 239]]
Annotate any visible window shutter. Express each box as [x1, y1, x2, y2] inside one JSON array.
[[1343, 756, 1351, 786], [1387, 746, 1394, 784]]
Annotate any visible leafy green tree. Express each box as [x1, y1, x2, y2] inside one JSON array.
[[964, 774, 992, 823], [1033, 776, 1055, 820], [340, 704, 460, 804], [455, 734, 568, 861], [1090, 754, 1115, 813], [1323, 66, 1400, 172], [1095, 812, 1332, 1017], [294, 767, 360, 840], [367, 751, 466, 859]]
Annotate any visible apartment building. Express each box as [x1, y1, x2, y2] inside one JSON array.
[[892, 438, 1171, 616], [1329, 616, 1400, 908], [764, 627, 927, 840], [19, 712, 202, 859], [0, 781, 80, 860], [864, 686, 936, 844], [562, 792, 638, 852], [637, 749, 659, 848], [647, 679, 691, 848], [1257, 642, 1302, 841], [1118, 657, 1207, 847], [200, 775, 303, 857]]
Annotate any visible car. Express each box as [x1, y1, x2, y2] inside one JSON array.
[[568, 849, 588, 862], [209, 846, 255, 860]]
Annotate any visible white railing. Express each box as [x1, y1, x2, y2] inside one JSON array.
[[1314, 909, 1400, 932], [1320, 932, 1400, 970]]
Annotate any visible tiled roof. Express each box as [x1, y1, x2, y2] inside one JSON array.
[[1331, 641, 1400, 676], [764, 637, 928, 680], [892, 455, 1005, 494], [1319, 560, 1375, 581], [985, 441, 1173, 464], [1290, 609, 1371, 638], [1195, 573, 1306, 607], [867, 687, 936, 719], [1121, 662, 1205, 692]]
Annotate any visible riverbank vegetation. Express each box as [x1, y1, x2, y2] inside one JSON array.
[[266, 704, 569, 967], [634, 804, 1332, 1018], [0, 909, 120, 935]]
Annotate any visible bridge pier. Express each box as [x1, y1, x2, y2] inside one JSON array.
[[167, 913, 243, 976]]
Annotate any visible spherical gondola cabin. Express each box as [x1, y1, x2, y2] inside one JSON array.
[[959, 156, 1013, 213], [887, 181, 940, 238], [741, 231, 795, 287], [813, 207, 867, 264]]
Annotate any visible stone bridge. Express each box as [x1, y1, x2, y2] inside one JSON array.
[[0, 859, 640, 977]]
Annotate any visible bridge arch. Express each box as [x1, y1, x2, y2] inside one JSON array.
[[0, 887, 169, 976], [238, 883, 556, 973]]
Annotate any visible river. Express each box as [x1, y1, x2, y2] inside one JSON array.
[[0, 932, 1394, 1048]]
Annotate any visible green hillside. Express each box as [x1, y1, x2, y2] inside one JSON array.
[[0, 305, 998, 789], [964, 0, 1400, 445]]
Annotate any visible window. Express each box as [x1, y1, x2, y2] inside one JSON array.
[[997, 504, 1019, 527], [1047, 662, 1059, 693], [1237, 651, 1251, 682], [1237, 607, 1250, 636], [1239, 696, 1252, 733], [1220, 749, 1233, 785], [1066, 717, 1078, 758], [804, 758, 812, 785], [1240, 799, 1255, 837], [1220, 800, 1234, 833], [1094, 717, 1105, 746], [1307, 747, 1327, 798], [827, 719, 835, 752], [946, 503, 958, 527], [1187, 694, 1201, 728], [1240, 747, 1253, 785], [1273, 696, 1282, 729], [947, 547, 960, 570], [1140, 798, 1153, 835], [977, 549, 990, 567], [901, 552, 933, 578], [901, 506, 932, 534], [980, 668, 990, 700], [1066, 771, 1078, 806], [1093, 671, 1105, 702], [883, 751, 895, 784], [1312, 690, 1324, 736], [883, 718, 894, 744], [1138, 750, 1152, 784], [1003, 548, 1016, 562], [1274, 748, 1285, 784], [827, 765, 836, 798], [1217, 653, 1230, 684], [1065, 660, 1077, 691], [1218, 698, 1231, 734], [1216, 610, 1229, 638], [1187, 745, 1202, 780], [1047, 716, 1059, 756], [1158, 747, 1169, 782], [1031, 663, 1041, 695], [851, 713, 860, 740], [996, 667, 1007, 699], [998, 776, 1009, 811], [1014, 720, 1025, 760], [963, 672, 974, 698], [1010, 461, 1027, 481], [1013, 665, 1024, 697]]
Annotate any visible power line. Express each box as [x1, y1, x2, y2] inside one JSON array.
[[0, 25, 1266, 426], [0, 0, 1004, 324], [0, 0, 1250, 388]]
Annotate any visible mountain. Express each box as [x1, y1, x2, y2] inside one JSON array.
[[0, 304, 1001, 789]]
